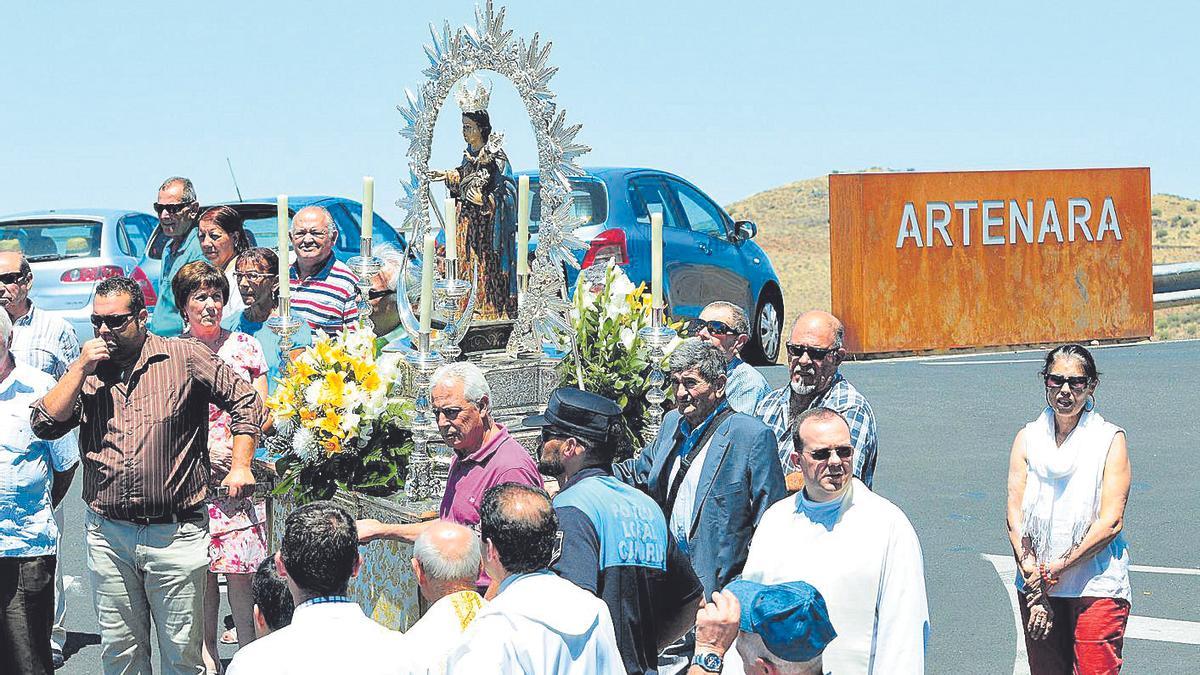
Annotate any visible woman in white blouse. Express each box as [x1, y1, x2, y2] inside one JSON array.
[[1006, 344, 1132, 674]]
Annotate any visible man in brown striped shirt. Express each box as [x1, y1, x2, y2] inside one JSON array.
[[31, 276, 263, 675]]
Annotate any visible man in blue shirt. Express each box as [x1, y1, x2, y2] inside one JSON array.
[[526, 388, 703, 675], [147, 176, 206, 337], [0, 310, 78, 675], [691, 302, 770, 415]]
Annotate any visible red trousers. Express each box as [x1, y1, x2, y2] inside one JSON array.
[[1020, 596, 1130, 674]]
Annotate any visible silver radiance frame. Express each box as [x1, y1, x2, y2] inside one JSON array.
[[395, 0, 590, 356]]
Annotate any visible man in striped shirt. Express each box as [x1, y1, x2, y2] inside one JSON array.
[[288, 206, 359, 335]]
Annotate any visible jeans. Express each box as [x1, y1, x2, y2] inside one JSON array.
[[1021, 595, 1131, 674], [0, 555, 57, 675], [84, 509, 209, 675]]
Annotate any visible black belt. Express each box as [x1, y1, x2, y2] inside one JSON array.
[[126, 506, 206, 526]]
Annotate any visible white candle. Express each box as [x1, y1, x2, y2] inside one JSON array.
[[361, 176, 374, 240], [419, 233, 436, 333], [277, 195, 290, 303], [444, 198, 457, 260], [651, 211, 663, 308], [516, 175, 530, 276]]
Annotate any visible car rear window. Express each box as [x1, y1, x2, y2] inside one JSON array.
[[529, 178, 607, 233], [0, 219, 102, 260]]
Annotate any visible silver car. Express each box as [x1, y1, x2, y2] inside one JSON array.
[[0, 208, 159, 342]]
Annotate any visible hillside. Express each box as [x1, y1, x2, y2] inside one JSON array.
[[725, 175, 1200, 349]]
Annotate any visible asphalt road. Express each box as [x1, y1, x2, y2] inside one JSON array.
[[54, 340, 1199, 673]]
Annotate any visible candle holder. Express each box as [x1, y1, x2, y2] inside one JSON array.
[[267, 299, 304, 376], [348, 237, 383, 333], [403, 330, 445, 506], [433, 258, 476, 361], [638, 305, 677, 450], [516, 272, 529, 307]]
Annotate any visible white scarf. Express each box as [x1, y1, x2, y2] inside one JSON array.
[[1020, 407, 1120, 563]]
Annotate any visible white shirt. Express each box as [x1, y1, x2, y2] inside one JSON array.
[[446, 571, 623, 675], [227, 599, 407, 675], [397, 590, 485, 675], [668, 436, 713, 556], [737, 480, 929, 675]]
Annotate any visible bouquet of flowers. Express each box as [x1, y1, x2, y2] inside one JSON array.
[[558, 260, 682, 459], [265, 328, 414, 504]]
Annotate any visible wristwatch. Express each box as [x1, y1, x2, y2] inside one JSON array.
[[691, 651, 724, 673]]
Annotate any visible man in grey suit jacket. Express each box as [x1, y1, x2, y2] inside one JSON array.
[[614, 338, 786, 674]]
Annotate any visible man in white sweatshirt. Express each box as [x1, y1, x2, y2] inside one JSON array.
[[445, 483, 623, 674], [737, 407, 929, 674]]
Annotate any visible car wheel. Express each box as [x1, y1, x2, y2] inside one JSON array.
[[744, 292, 782, 365]]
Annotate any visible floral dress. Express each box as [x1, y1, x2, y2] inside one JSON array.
[[206, 331, 268, 574]]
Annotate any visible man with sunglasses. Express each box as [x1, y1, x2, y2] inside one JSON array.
[[355, 361, 541, 592], [738, 407, 928, 674], [0, 251, 81, 667], [524, 387, 703, 675], [755, 310, 878, 491], [147, 176, 207, 337], [30, 276, 264, 675], [691, 302, 770, 415], [613, 338, 785, 674]]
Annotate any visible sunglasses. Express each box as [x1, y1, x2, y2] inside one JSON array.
[[805, 445, 854, 461], [1045, 374, 1091, 392], [432, 406, 465, 421], [0, 271, 28, 285], [91, 312, 135, 330], [786, 343, 836, 361], [689, 319, 739, 336], [153, 200, 196, 216], [367, 288, 396, 301]]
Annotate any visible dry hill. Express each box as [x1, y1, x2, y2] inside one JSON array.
[[726, 175, 1200, 349]]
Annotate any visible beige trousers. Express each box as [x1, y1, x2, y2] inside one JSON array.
[[84, 509, 208, 675]]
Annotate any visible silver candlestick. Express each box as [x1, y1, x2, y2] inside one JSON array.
[[638, 305, 677, 449], [433, 258, 474, 361], [348, 237, 383, 333], [403, 330, 444, 506], [267, 298, 304, 375]]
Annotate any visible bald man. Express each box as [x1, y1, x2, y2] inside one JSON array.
[[397, 521, 486, 674], [287, 205, 360, 334], [754, 311, 879, 490]]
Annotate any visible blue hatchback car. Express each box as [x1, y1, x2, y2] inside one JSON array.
[[524, 167, 784, 364]]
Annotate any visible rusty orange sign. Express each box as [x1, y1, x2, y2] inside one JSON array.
[[829, 168, 1152, 354]]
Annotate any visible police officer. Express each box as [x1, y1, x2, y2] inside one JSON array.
[[525, 388, 704, 675]]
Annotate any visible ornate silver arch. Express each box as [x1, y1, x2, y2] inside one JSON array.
[[395, 1, 589, 354]]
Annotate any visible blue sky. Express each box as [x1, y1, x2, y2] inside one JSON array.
[[2, 1, 1196, 228]]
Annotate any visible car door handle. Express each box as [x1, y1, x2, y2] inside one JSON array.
[[697, 241, 711, 254]]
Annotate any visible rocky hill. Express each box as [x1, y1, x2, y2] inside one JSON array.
[[725, 174, 1200, 345]]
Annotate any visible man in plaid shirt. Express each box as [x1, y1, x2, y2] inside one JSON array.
[[755, 310, 877, 491]]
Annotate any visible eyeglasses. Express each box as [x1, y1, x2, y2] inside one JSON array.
[[1045, 374, 1091, 392], [432, 406, 465, 421], [0, 271, 28, 286], [90, 312, 135, 330], [804, 445, 853, 462], [153, 200, 196, 216], [540, 427, 571, 444], [291, 229, 331, 241], [786, 343, 837, 361], [688, 318, 739, 336], [367, 288, 396, 301], [234, 271, 274, 283]]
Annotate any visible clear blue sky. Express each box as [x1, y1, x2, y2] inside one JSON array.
[[2, 0, 1196, 227]]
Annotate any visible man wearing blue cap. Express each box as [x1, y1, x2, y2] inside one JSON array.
[[686, 579, 837, 675], [525, 387, 705, 675]]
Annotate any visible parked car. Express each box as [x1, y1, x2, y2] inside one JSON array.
[[0, 209, 159, 342], [522, 167, 784, 364], [141, 195, 405, 297]]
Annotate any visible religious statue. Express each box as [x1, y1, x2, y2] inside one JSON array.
[[430, 78, 518, 323]]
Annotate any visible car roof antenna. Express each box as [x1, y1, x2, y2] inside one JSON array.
[[226, 156, 244, 202]]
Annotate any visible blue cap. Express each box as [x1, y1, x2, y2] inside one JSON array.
[[725, 579, 837, 663], [522, 387, 624, 442]]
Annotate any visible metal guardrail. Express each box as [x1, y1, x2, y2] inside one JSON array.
[[1153, 262, 1200, 309]]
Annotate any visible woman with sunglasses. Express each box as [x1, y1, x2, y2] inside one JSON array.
[[1006, 344, 1132, 673], [197, 206, 252, 318], [172, 261, 269, 673]]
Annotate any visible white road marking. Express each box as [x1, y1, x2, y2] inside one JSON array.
[[983, 553, 1200, 675], [920, 359, 1043, 365]]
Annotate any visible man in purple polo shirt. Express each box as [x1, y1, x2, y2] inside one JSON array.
[[357, 362, 542, 586]]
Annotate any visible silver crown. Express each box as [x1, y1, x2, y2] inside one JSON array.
[[455, 77, 492, 113]]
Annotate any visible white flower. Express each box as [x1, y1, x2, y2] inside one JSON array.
[[292, 426, 320, 463], [304, 381, 323, 407], [619, 326, 636, 351], [663, 335, 683, 355]]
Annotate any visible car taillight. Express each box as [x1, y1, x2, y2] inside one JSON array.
[[129, 266, 158, 308], [581, 228, 629, 268], [60, 265, 123, 283]]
